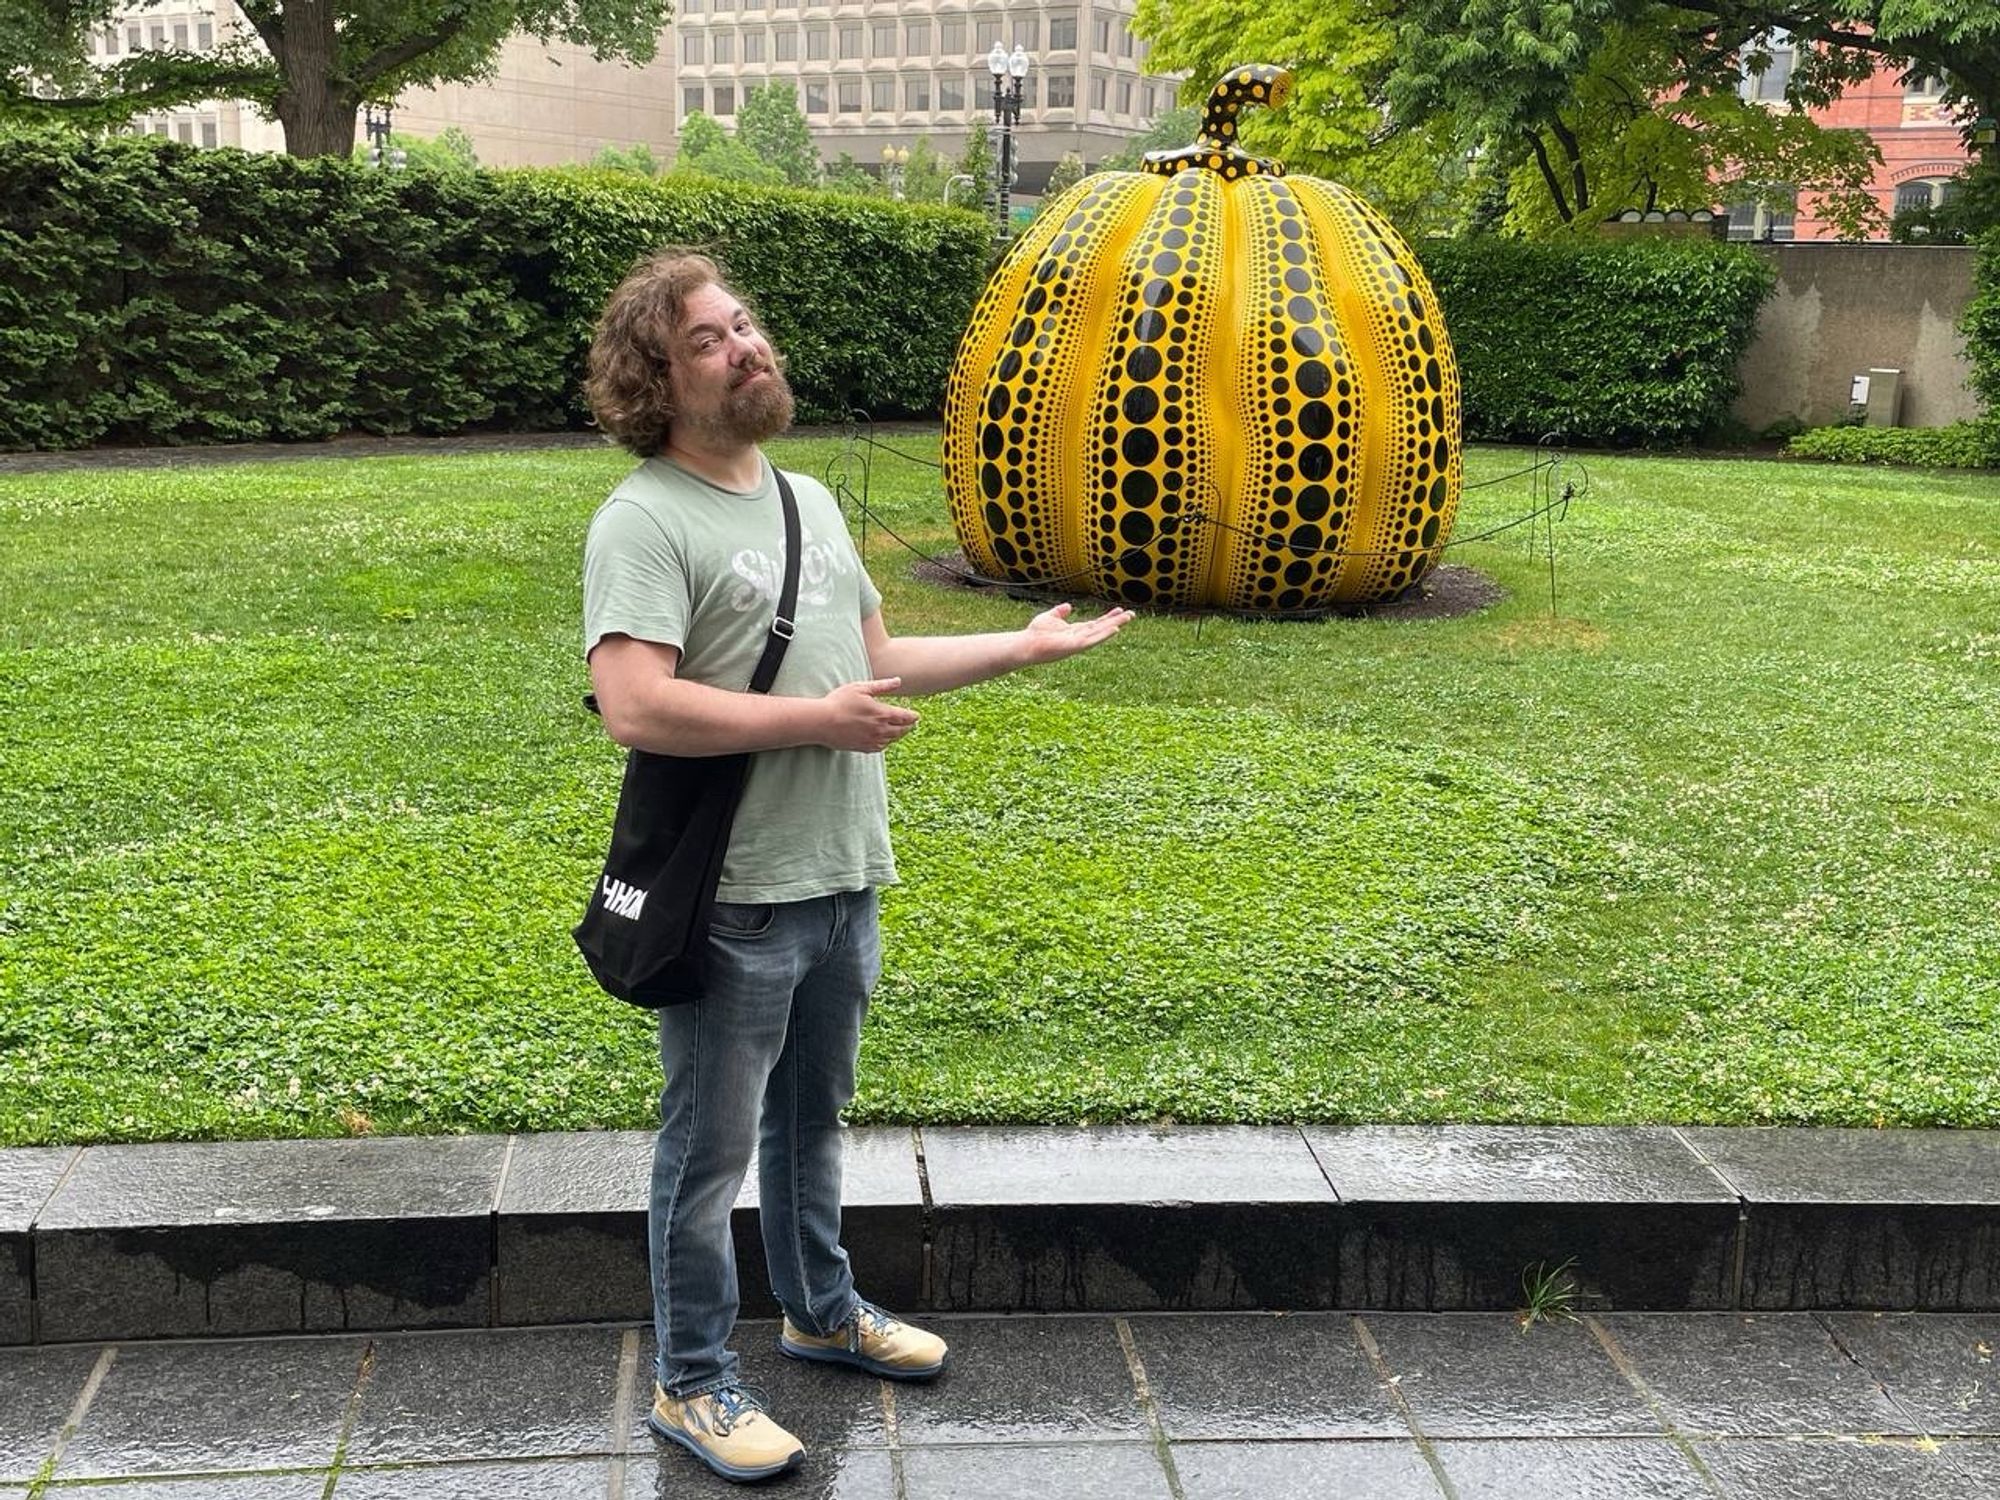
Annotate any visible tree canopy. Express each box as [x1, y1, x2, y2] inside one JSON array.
[[1131, 0, 1995, 235], [670, 109, 786, 184], [1, 0, 672, 157], [735, 82, 818, 185]]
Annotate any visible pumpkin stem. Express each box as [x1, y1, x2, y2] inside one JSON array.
[[1142, 65, 1291, 181]]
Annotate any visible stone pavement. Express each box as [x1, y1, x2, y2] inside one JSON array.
[[3, 1310, 1998, 1498]]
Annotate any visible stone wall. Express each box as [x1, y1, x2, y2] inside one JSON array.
[[1734, 243, 1979, 431]]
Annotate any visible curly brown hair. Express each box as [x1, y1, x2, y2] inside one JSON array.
[[583, 248, 748, 458]]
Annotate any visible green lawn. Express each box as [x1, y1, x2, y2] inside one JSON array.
[[1, 435, 1995, 1145]]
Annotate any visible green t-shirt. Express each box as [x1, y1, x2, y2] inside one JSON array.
[[581, 454, 897, 903]]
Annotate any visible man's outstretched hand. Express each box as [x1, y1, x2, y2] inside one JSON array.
[[1019, 602, 1136, 665]]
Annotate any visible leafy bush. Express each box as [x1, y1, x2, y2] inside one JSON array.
[[495, 169, 991, 425], [1961, 227, 2000, 420], [1785, 418, 2000, 469], [1421, 237, 1775, 446], [0, 131, 992, 448]]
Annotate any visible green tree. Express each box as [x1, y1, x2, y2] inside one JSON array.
[[955, 119, 996, 207], [1132, 0, 1907, 235], [895, 135, 952, 202], [823, 150, 882, 196], [736, 82, 818, 185], [1038, 149, 1087, 212], [1392, 0, 1883, 234], [592, 141, 663, 176], [671, 110, 786, 185], [1098, 105, 1202, 171], [1, 0, 671, 157]]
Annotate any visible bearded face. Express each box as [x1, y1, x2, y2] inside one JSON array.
[[668, 281, 796, 448]]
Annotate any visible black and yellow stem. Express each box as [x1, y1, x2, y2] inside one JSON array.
[[1141, 64, 1292, 181]]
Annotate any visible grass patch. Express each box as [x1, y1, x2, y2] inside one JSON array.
[[1, 436, 1996, 1143]]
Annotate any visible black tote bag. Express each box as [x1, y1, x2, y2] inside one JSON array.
[[573, 471, 802, 1007]]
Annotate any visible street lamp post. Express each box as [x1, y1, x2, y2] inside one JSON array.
[[362, 103, 404, 169], [943, 172, 976, 206], [987, 42, 1029, 237], [880, 143, 909, 200]]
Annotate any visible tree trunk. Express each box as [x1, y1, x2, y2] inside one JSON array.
[[267, 1, 355, 157]]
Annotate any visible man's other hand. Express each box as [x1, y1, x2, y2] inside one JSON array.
[[821, 677, 921, 752]]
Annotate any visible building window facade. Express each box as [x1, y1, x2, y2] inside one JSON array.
[[1739, 31, 1795, 102], [904, 73, 931, 110], [1047, 70, 1075, 108], [1048, 12, 1076, 49], [1726, 192, 1797, 241]]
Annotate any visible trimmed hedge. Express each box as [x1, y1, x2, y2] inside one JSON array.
[[1, 132, 1773, 451], [0, 132, 992, 449], [1785, 419, 2000, 469], [0, 133, 572, 448], [1420, 237, 1776, 447], [501, 169, 993, 427]]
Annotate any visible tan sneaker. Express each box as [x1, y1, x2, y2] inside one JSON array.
[[779, 1299, 948, 1380], [647, 1383, 804, 1483]]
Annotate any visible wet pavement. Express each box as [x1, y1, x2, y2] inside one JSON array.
[[3, 1310, 1997, 1497]]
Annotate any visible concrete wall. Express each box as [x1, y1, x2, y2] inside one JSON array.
[[1734, 244, 1979, 431]]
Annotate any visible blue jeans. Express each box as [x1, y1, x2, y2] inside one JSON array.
[[649, 887, 881, 1396]]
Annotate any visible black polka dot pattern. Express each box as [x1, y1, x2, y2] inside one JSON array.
[[942, 64, 1461, 610]]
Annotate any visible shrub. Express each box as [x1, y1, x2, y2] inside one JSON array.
[[1785, 418, 2000, 469], [0, 132, 991, 449], [1420, 237, 1775, 447], [1961, 227, 2000, 419], [494, 170, 991, 425]]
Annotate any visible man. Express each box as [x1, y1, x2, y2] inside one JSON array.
[[580, 249, 1132, 1484]]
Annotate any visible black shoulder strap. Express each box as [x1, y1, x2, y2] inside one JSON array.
[[582, 462, 803, 716], [747, 467, 801, 696]]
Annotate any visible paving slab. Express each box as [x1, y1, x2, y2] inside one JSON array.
[[1683, 1126, 2000, 1310], [1941, 1437, 2000, 1487], [626, 1323, 890, 1450], [1125, 1312, 1405, 1438], [56, 1336, 363, 1479], [1429, 1438, 1711, 1498], [0, 1147, 76, 1345], [495, 1127, 922, 1326], [623, 1445, 895, 1499], [1695, 1436, 1970, 1498], [899, 1441, 1172, 1499], [34, 1137, 507, 1341], [1598, 1313, 1915, 1435], [0, 1343, 101, 1481], [888, 1316, 1148, 1446], [1171, 1438, 1442, 1499], [345, 1325, 625, 1464], [38, 1475, 328, 1498], [1822, 1311, 2000, 1435], [331, 1457, 617, 1498], [1364, 1313, 1662, 1437], [924, 1126, 1337, 1312], [1306, 1127, 1738, 1311]]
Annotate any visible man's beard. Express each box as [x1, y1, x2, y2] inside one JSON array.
[[687, 364, 796, 446]]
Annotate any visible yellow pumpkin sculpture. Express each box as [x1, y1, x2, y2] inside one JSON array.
[[942, 64, 1462, 611]]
